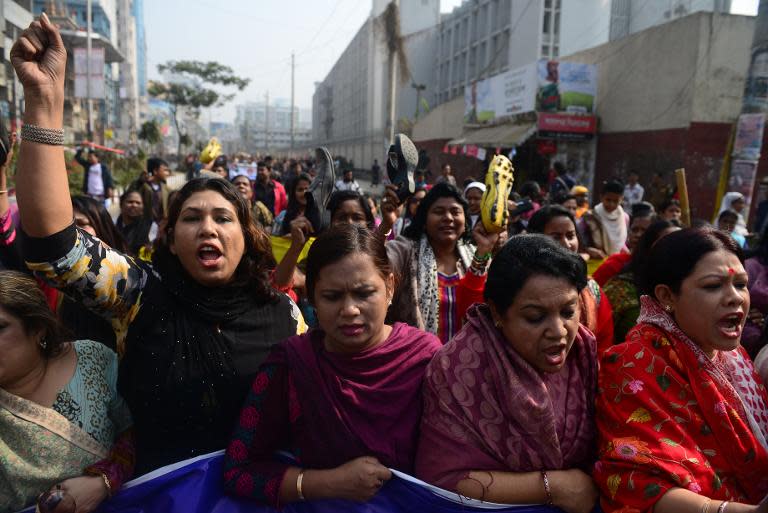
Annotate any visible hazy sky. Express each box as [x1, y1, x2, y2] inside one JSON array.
[[144, 0, 758, 124]]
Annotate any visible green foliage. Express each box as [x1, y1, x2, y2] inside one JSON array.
[[138, 120, 162, 145], [149, 60, 249, 161]]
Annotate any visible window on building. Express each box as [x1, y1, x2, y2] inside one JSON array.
[[543, 11, 551, 34], [541, 45, 550, 58]]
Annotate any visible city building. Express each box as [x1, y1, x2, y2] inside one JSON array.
[[25, 0, 125, 143], [609, 0, 731, 40], [116, 0, 140, 143], [433, 0, 734, 108], [411, 10, 755, 213], [312, 0, 440, 169], [236, 98, 312, 152], [2, 0, 35, 131], [565, 11, 753, 219]]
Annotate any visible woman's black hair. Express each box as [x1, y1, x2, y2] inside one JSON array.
[[0, 271, 73, 359], [280, 173, 321, 235], [660, 198, 681, 212], [630, 201, 655, 221], [553, 193, 576, 205], [327, 190, 375, 230], [637, 227, 743, 297], [527, 205, 576, 234], [71, 195, 128, 252], [403, 182, 471, 242], [601, 179, 624, 196], [627, 219, 677, 275], [718, 210, 738, 222], [484, 234, 587, 313], [154, 177, 277, 303], [519, 181, 542, 201], [305, 224, 392, 303], [404, 186, 428, 220]]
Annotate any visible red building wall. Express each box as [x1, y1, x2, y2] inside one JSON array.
[[595, 122, 736, 220]]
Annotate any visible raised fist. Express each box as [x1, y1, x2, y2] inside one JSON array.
[[10, 13, 66, 98]]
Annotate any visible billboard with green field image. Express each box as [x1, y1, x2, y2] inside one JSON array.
[[537, 60, 597, 114]]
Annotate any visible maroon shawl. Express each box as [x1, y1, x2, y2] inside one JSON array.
[[415, 304, 597, 489], [268, 322, 441, 472]]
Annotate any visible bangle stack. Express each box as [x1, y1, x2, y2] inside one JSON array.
[[21, 124, 64, 146], [540, 471, 553, 505], [717, 501, 729, 513], [469, 251, 492, 275]]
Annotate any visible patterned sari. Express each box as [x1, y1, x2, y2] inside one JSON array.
[[0, 340, 134, 513], [595, 297, 768, 512]]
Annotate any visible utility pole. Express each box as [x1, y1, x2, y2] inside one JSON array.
[[290, 52, 295, 150], [86, 0, 94, 141], [265, 91, 270, 152], [387, 0, 400, 145], [720, 0, 768, 220]]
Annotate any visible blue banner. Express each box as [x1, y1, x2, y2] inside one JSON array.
[[18, 451, 568, 513]]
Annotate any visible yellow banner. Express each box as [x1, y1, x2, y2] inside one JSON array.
[[270, 235, 315, 263]]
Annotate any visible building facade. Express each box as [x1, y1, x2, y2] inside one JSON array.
[[235, 98, 311, 152], [566, 12, 753, 219], [609, 0, 731, 40], [433, 0, 735, 109], [312, 0, 440, 169]]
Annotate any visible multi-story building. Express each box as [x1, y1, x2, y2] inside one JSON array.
[[312, 0, 440, 169], [235, 98, 311, 152], [133, 0, 146, 97], [115, 0, 138, 143], [27, 0, 124, 143], [609, 0, 731, 40], [433, 0, 734, 108], [3, 0, 35, 131]]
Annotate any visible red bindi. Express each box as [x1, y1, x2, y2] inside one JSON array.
[[728, 268, 736, 275]]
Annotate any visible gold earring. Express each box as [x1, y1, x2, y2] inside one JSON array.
[[665, 305, 673, 313]]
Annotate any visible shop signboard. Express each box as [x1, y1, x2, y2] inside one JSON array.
[[464, 63, 537, 124], [537, 112, 597, 140]]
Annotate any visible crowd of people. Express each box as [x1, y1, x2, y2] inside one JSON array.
[[3, 14, 768, 513]]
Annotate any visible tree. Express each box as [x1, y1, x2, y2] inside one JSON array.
[[138, 120, 162, 153], [148, 61, 249, 164]]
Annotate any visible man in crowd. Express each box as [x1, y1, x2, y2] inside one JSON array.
[[645, 171, 673, 210], [129, 157, 171, 222], [549, 161, 575, 198], [435, 164, 457, 186], [371, 159, 381, 186], [335, 169, 361, 192], [623, 170, 644, 208], [253, 160, 287, 216], [75, 146, 113, 202]]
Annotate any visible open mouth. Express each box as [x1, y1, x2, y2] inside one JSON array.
[[197, 244, 223, 268], [717, 313, 744, 339], [543, 345, 567, 366], [340, 324, 365, 337]]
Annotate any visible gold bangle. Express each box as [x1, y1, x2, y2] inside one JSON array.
[[98, 472, 112, 497], [701, 498, 712, 513], [296, 470, 305, 501]]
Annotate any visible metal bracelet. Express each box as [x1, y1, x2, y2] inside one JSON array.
[[717, 501, 729, 513], [21, 123, 64, 146]]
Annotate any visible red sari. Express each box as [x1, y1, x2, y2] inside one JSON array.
[[595, 297, 768, 512]]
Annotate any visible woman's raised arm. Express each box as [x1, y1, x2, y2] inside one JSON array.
[[11, 13, 71, 237]]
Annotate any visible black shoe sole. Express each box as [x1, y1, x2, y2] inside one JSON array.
[[311, 147, 335, 210], [388, 134, 417, 201]]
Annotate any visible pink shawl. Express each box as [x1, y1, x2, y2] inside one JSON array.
[[270, 322, 441, 472], [415, 304, 597, 489]]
